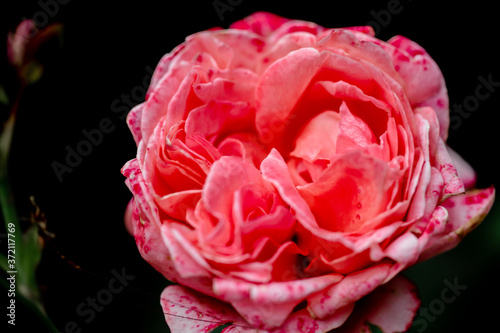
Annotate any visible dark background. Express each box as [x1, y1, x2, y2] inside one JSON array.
[[1, 0, 499, 332]]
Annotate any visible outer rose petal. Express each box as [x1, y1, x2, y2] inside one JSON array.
[[161, 285, 256, 333], [308, 264, 390, 319], [213, 274, 343, 328], [161, 285, 354, 333], [230, 12, 289, 38], [387, 36, 450, 139], [124, 198, 135, 236], [334, 275, 420, 333], [419, 187, 495, 262]]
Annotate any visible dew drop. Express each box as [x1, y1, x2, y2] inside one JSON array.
[[356, 202, 362, 209], [355, 214, 361, 220]]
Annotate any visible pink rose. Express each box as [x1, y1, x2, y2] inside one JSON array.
[[122, 12, 494, 332]]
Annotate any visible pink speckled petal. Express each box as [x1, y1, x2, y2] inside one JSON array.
[[434, 139, 465, 201], [272, 305, 354, 333], [308, 264, 391, 319], [161, 285, 258, 333], [126, 103, 143, 145], [161, 223, 211, 279], [386, 35, 449, 139], [317, 29, 403, 88], [230, 12, 290, 38], [212, 274, 342, 329], [124, 198, 135, 236], [122, 159, 179, 280], [387, 36, 443, 104], [345, 26, 375, 37], [334, 275, 420, 333], [420, 187, 495, 261], [161, 284, 354, 333], [418, 84, 449, 141]]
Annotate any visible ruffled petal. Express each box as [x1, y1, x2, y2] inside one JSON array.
[[230, 12, 290, 38], [386, 35, 449, 139], [213, 273, 343, 328], [290, 110, 340, 162], [161, 284, 354, 333], [420, 187, 495, 261], [161, 285, 256, 333], [334, 275, 420, 333], [308, 264, 390, 319]]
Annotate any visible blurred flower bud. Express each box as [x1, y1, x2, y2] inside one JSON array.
[[6, 19, 63, 85], [7, 19, 37, 68]]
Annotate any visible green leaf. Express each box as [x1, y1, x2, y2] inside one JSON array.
[[17, 223, 42, 301], [209, 322, 233, 333], [367, 322, 384, 333], [0, 85, 8, 105]]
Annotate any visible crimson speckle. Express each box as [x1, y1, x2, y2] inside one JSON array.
[[465, 193, 488, 205], [251, 38, 265, 52]]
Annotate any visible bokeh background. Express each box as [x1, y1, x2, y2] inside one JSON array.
[[1, 0, 499, 332]]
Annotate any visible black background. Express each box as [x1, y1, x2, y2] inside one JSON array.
[[1, 0, 499, 332]]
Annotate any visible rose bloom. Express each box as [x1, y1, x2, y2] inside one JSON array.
[[122, 12, 494, 333]]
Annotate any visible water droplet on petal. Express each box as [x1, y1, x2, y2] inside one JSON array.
[[356, 202, 362, 209], [355, 214, 361, 220]]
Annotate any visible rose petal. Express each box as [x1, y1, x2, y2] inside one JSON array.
[[161, 284, 354, 333], [317, 29, 404, 88], [273, 305, 353, 333], [335, 275, 420, 333], [290, 110, 340, 162], [420, 187, 495, 261], [308, 264, 391, 319], [434, 139, 465, 200], [124, 198, 136, 236], [213, 273, 343, 328], [297, 151, 399, 233], [336, 101, 377, 154], [384, 232, 419, 265], [386, 35, 449, 139], [161, 285, 257, 333], [185, 101, 254, 143], [161, 223, 211, 279], [260, 149, 318, 230], [203, 156, 268, 222], [155, 190, 201, 221], [230, 12, 290, 38]]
